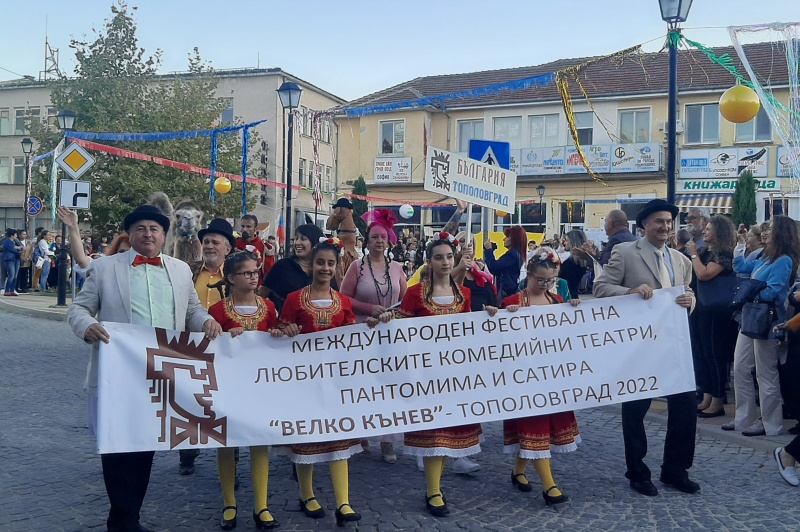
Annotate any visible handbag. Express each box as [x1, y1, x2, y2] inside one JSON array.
[[35, 257, 46, 269], [696, 275, 739, 311], [729, 278, 767, 310], [740, 301, 775, 339]]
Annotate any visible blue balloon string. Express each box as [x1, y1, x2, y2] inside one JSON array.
[[65, 119, 267, 142], [241, 127, 250, 215], [210, 132, 218, 205]]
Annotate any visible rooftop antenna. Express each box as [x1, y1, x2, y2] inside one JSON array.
[[40, 17, 62, 81]]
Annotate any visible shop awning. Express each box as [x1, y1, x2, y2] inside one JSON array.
[[675, 194, 734, 214]]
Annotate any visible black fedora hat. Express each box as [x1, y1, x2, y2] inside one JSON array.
[[332, 198, 353, 210], [198, 218, 236, 248], [124, 205, 170, 233], [635, 199, 680, 229]]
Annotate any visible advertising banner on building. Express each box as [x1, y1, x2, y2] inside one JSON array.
[[96, 289, 693, 453], [566, 145, 611, 173], [374, 157, 412, 183], [424, 147, 517, 210], [678, 178, 779, 194], [515, 143, 658, 177], [778, 146, 798, 177], [609, 143, 660, 173], [679, 147, 769, 179]]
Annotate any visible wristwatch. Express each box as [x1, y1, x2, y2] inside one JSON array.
[[690, 254, 698, 259]]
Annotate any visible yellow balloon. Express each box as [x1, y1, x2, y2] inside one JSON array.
[[214, 177, 232, 194], [719, 85, 760, 124], [497, 210, 509, 217]]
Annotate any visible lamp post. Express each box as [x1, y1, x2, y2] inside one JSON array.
[[21, 137, 33, 234], [536, 184, 546, 234], [56, 110, 76, 306], [659, 0, 693, 204], [277, 81, 303, 258]]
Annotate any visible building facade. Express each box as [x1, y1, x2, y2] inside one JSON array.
[[0, 68, 345, 233], [335, 42, 792, 240]]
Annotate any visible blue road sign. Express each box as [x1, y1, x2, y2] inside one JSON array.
[[468, 140, 511, 170], [27, 196, 43, 216]]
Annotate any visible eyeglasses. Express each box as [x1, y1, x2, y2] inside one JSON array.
[[687, 216, 701, 221], [531, 276, 557, 286], [233, 270, 260, 279]]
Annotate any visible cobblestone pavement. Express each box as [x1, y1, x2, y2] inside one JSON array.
[[3, 310, 800, 532]]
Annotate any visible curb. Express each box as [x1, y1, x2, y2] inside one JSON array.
[[0, 297, 67, 322]]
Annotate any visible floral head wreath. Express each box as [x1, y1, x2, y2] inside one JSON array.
[[433, 231, 460, 251], [361, 208, 399, 245], [318, 236, 346, 256], [527, 246, 560, 271]]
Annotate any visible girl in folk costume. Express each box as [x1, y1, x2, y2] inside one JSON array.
[[370, 233, 498, 517], [207, 251, 281, 530], [278, 238, 362, 527], [502, 247, 581, 505]]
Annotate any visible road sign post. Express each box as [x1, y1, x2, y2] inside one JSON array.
[[468, 140, 511, 240]]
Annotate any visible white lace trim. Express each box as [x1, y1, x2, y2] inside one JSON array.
[[503, 435, 581, 459], [403, 442, 481, 457], [290, 443, 362, 464]]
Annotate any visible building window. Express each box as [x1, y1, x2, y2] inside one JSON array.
[[12, 157, 25, 184], [46, 106, 58, 129], [686, 103, 720, 144], [305, 109, 314, 138], [736, 107, 771, 143], [220, 98, 234, 125], [380, 120, 405, 154], [457, 119, 484, 152], [0, 207, 24, 231], [493, 116, 522, 149], [0, 157, 10, 183], [14, 108, 27, 135], [0, 109, 9, 135], [325, 166, 332, 191], [529, 114, 559, 148], [574, 112, 593, 145], [619, 109, 650, 143], [299, 158, 306, 187], [308, 162, 314, 188], [320, 118, 333, 144]]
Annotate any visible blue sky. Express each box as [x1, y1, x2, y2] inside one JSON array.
[[0, 0, 796, 101]]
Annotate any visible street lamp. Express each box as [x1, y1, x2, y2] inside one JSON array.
[[55, 109, 76, 306], [536, 184, 546, 234], [659, 0, 693, 204], [21, 137, 33, 235], [277, 81, 303, 258]]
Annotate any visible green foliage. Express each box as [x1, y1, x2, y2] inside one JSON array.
[[31, 2, 255, 233], [351, 176, 369, 235], [732, 170, 758, 228]]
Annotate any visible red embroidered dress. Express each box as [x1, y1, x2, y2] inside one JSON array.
[[398, 281, 483, 457], [208, 296, 278, 332], [279, 287, 359, 463], [501, 291, 581, 458]]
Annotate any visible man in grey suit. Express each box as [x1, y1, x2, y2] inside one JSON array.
[[593, 199, 699, 497], [68, 204, 222, 532]]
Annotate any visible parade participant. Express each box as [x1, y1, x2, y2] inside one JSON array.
[[67, 204, 222, 532], [106, 232, 132, 255], [594, 199, 697, 497], [483, 225, 527, 299], [278, 238, 362, 527], [726, 215, 799, 437], [374, 233, 496, 517], [262, 224, 335, 312], [208, 251, 281, 530], [326, 198, 359, 284], [263, 235, 278, 278], [339, 209, 407, 463], [559, 229, 592, 299], [686, 215, 738, 419], [453, 234, 498, 311], [502, 248, 581, 505]]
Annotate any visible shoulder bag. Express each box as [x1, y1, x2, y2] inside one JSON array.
[[740, 300, 775, 339]]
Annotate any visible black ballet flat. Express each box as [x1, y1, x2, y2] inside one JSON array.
[[543, 486, 569, 506], [253, 508, 279, 530], [425, 493, 450, 517], [298, 497, 325, 519], [334, 504, 361, 527], [511, 473, 534, 492], [697, 408, 725, 419], [219, 505, 237, 530]]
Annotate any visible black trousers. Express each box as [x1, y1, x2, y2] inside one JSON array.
[[101, 451, 155, 531], [622, 391, 697, 482], [18, 266, 31, 290], [786, 433, 800, 459]]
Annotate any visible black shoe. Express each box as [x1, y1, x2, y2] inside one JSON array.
[[298, 498, 325, 519], [697, 408, 725, 419], [425, 493, 449, 517], [511, 473, 533, 492], [219, 505, 237, 530], [253, 508, 279, 529], [334, 504, 361, 527], [543, 486, 569, 505], [660, 476, 700, 494], [629, 479, 659, 496]]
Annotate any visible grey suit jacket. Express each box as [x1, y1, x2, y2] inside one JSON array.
[[68, 249, 212, 394], [593, 238, 695, 305]]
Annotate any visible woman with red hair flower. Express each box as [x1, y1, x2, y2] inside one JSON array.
[[483, 225, 527, 299]]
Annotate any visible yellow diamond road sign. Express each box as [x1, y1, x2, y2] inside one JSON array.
[[56, 143, 96, 180]]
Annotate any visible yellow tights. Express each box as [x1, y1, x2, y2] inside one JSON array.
[[217, 446, 273, 522], [423, 456, 447, 507], [297, 460, 355, 515]]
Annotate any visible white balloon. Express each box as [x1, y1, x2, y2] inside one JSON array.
[[399, 204, 415, 219]]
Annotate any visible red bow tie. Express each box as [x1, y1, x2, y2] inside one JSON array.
[[133, 255, 162, 267]]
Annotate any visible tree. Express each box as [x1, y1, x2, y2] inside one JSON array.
[[351, 176, 369, 236], [732, 170, 758, 229], [32, 2, 254, 233]]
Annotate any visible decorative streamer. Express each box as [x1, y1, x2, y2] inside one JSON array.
[[311, 112, 323, 210], [33, 150, 54, 163], [210, 132, 218, 204], [65, 119, 267, 142], [50, 139, 65, 222], [241, 126, 250, 214]]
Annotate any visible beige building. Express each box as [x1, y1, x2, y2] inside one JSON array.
[[335, 42, 792, 240], [0, 68, 345, 233]]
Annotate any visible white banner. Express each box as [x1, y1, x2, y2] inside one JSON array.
[[97, 288, 694, 454], [424, 147, 517, 210], [373, 157, 412, 183]]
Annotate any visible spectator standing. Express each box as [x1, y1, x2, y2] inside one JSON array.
[[2, 229, 23, 296]]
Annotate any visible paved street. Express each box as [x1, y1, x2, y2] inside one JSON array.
[[2, 309, 800, 531]]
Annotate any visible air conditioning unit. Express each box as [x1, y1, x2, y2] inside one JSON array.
[[657, 120, 684, 134]]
